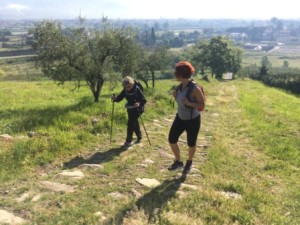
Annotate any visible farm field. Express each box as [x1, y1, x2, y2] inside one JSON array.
[[0, 57, 43, 81], [242, 44, 300, 68]]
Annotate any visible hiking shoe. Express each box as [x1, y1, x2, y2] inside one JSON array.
[[123, 142, 132, 148], [168, 160, 184, 171], [135, 137, 142, 144], [183, 160, 193, 174]]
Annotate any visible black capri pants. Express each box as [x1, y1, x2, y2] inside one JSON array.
[[168, 114, 201, 147]]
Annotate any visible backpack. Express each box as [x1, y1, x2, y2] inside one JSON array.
[[134, 80, 144, 94], [176, 80, 205, 112], [134, 79, 146, 113]]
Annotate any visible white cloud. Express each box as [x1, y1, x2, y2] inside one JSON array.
[[6, 4, 28, 12]]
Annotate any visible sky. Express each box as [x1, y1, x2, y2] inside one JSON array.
[[0, 0, 299, 20]]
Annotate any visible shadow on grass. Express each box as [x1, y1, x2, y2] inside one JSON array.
[[113, 174, 187, 224], [0, 96, 94, 132], [62, 146, 127, 169]]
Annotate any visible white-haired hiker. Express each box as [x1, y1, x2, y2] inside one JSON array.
[[112, 76, 147, 147]]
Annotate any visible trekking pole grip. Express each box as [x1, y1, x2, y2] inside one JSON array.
[[111, 94, 116, 102]]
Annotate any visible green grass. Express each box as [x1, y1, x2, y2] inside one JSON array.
[[0, 77, 299, 224], [236, 81, 300, 165], [0, 82, 107, 179]]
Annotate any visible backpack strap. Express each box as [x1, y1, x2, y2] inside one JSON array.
[[186, 80, 197, 118], [186, 80, 196, 102], [176, 83, 183, 93], [174, 81, 196, 119], [134, 80, 144, 93]]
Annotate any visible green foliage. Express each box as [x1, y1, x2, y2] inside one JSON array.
[[259, 55, 272, 77], [192, 36, 243, 79], [245, 53, 300, 94], [264, 67, 300, 94], [238, 64, 259, 78], [135, 45, 173, 88], [30, 19, 140, 102], [282, 60, 289, 68]]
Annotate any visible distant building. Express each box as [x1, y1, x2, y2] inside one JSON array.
[[228, 32, 247, 41], [243, 43, 274, 51], [222, 72, 233, 80]]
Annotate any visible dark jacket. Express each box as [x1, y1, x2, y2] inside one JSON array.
[[114, 81, 147, 112]]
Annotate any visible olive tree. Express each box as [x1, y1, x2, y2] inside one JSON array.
[[191, 39, 210, 78], [132, 45, 171, 88], [30, 19, 139, 102], [193, 36, 243, 79]]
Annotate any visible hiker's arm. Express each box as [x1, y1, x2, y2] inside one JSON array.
[[113, 89, 126, 102], [193, 87, 205, 109], [182, 87, 205, 109]]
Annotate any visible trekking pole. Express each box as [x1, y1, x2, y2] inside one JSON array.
[[139, 113, 151, 146], [110, 94, 115, 145]]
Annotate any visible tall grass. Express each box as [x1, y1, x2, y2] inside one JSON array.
[[0, 82, 105, 180], [236, 81, 300, 166]]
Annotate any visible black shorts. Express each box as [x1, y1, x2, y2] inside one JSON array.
[[168, 114, 201, 147]]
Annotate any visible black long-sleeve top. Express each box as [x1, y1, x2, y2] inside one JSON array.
[[114, 82, 147, 110]]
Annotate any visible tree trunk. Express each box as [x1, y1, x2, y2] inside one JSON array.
[[90, 78, 104, 102], [93, 91, 99, 102], [151, 71, 155, 88]]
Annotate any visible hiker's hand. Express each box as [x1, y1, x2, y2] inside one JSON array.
[[172, 91, 176, 98], [182, 98, 190, 105], [134, 102, 140, 107], [111, 95, 116, 102]]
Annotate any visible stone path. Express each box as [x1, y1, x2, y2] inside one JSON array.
[[0, 210, 27, 225]]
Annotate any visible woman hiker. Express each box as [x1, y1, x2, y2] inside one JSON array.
[[168, 61, 205, 174], [111, 76, 147, 148]]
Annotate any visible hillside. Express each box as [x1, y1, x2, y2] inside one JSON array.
[[0, 79, 299, 225]]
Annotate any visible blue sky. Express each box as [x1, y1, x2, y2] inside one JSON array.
[[0, 0, 299, 20]]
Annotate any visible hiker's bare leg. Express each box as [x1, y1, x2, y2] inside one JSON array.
[[170, 143, 181, 161], [188, 146, 196, 161]]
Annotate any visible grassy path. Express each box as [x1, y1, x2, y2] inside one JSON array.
[[0, 79, 299, 224]]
